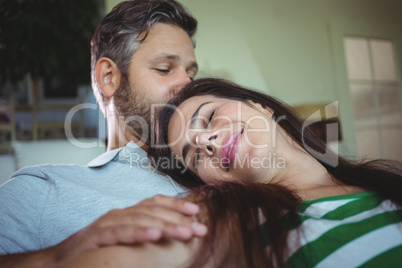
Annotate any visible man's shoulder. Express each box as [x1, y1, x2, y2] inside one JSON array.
[[11, 163, 90, 180], [4, 141, 186, 194], [9, 146, 122, 181]]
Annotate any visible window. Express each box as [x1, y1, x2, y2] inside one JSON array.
[[343, 37, 402, 161]]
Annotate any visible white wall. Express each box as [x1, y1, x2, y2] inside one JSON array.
[[105, 0, 402, 155]]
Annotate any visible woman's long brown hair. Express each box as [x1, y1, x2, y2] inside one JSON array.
[[149, 78, 402, 266], [184, 182, 300, 267]]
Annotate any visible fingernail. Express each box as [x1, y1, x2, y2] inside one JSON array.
[[184, 202, 199, 213], [176, 225, 191, 235], [192, 222, 207, 235], [147, 228, 161, 239]]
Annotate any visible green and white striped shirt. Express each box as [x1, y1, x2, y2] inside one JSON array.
[[286, 192, 402, 267]]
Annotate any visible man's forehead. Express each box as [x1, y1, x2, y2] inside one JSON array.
[[134, 25, 196, 64], [149, 53, 180, 63], [139, 23, 190, 46]]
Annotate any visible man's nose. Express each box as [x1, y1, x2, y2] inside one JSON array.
[[170, 70, 192, 97]]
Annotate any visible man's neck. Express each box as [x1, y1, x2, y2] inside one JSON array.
[[106, 113, 149, 152], [107, 132, 149, 152]]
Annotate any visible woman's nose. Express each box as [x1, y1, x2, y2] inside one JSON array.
[[195, 133, 217, 156]]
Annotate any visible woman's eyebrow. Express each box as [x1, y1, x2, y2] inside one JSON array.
[[181, 101, 213, 163]]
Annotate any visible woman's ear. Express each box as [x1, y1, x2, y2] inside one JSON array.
[[95, 57, 121, 98], [246, 100, 274, 116]]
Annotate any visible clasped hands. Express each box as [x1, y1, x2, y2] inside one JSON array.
[[51, 195, 207, 264]]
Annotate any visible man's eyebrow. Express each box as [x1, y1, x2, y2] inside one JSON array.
[[150, 54, 198, 70], [188, 61, 198, 71], [181, 101, 212, 164], [151, 54, 179, 63]]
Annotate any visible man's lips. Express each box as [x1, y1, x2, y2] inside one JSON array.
[[221, 130, 243, 171]]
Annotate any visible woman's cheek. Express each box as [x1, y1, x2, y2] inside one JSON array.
[[198, 164, 215, 183]]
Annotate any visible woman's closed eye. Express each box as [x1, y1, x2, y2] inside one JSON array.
[[194, 148, 200, 170], [202, 110, 216, 128]]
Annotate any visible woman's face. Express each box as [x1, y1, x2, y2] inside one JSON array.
[[167, 95, 289, 184]]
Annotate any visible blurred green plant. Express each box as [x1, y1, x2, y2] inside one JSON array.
[[0, 0, 101, 95]]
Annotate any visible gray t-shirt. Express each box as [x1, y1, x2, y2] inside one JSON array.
[[0, 142, 186, 254]]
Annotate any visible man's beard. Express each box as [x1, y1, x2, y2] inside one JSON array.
[[113, 76, 153, 145]]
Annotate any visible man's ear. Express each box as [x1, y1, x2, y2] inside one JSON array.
[[95, 57, 121, 98]]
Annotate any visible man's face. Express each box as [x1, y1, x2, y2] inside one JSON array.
[[114, 23, 198, 142]]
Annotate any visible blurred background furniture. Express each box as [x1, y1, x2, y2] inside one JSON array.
[[0, 95, 16, 153], [0, 139, 106, 185], [292, 102, 342, 143], [31, 86, 85, 140]]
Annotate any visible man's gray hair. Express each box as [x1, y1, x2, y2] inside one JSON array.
[[90, 0, 197, 107]]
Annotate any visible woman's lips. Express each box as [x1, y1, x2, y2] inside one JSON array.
[[221, 130, 243, 171]]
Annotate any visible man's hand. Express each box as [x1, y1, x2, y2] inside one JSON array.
[[0, 195, 207, 268]]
